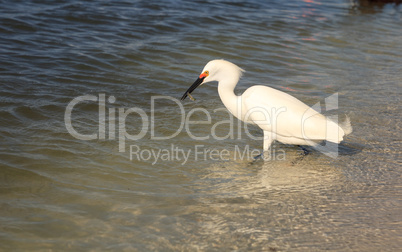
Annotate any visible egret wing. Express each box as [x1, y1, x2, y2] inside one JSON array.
[[241, 86, 344, 143]]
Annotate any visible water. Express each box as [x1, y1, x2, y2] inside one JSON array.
[[1, 0, 401, 250]]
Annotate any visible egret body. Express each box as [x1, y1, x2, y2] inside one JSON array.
[[181, 59, 352, 154]]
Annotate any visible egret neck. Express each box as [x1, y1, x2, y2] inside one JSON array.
[[217, 75, 243, 120]]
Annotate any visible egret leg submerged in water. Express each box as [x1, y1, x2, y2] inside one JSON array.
[[181, 59, 352, 159]]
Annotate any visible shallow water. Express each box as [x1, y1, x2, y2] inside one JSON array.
[[1, 0, 401, 250]]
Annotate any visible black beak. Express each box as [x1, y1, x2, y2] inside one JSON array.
[[180, 77, 205, 101]]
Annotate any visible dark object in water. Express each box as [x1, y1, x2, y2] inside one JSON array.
[[358, 0, 401, 4]]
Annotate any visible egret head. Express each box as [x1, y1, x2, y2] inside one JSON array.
[[180, 59, 244, 101]]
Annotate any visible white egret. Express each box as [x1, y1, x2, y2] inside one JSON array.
[[181, 59, 352, 157]]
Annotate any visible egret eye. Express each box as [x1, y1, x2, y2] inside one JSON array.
[[205, 71, 209, 75]]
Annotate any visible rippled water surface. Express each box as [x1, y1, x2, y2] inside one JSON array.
[[1, 0, 401, 250]]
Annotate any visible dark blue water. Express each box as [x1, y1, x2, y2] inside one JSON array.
[[1, 0, 401, 250]]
